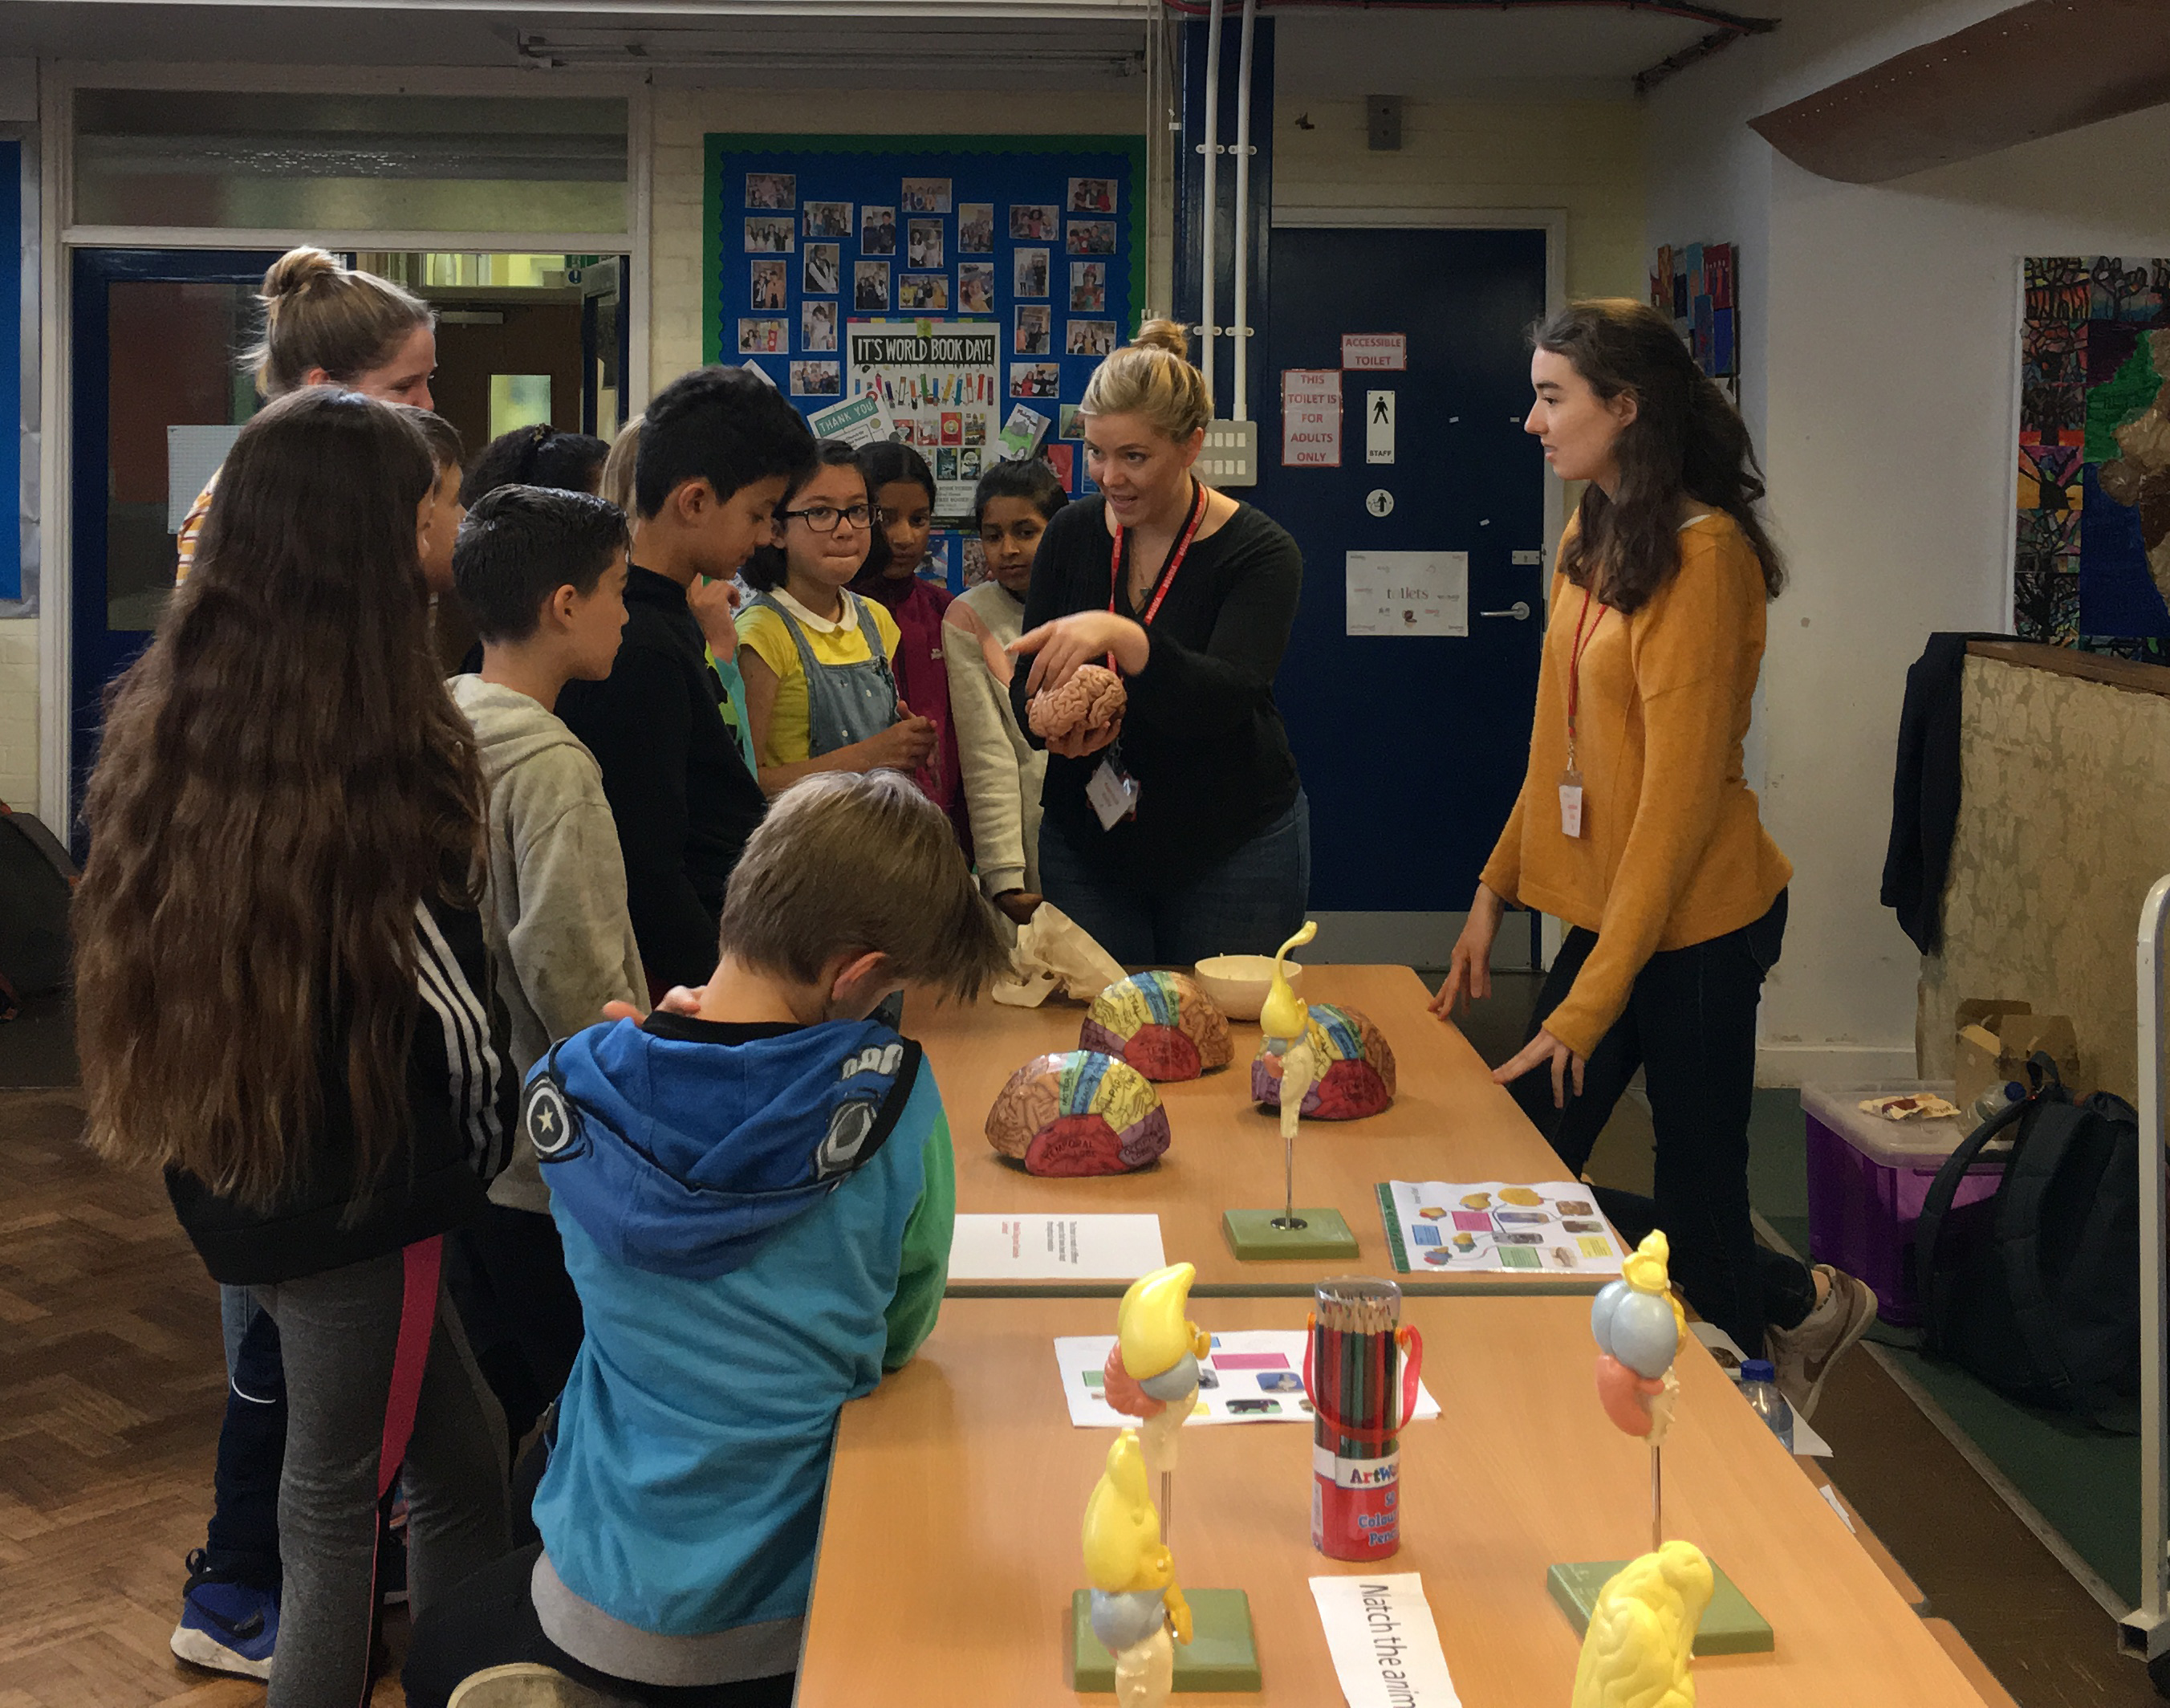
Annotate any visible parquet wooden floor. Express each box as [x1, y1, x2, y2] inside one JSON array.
[[0, 1092, 404, 1707]]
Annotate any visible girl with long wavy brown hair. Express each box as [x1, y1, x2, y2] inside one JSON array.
[[75, 386, 515, 1708], [1434, 299, 1875, 1419]]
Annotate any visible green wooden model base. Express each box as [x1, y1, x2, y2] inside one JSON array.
[[1221, 1206, 1359, 1261], [1070, 1588, 1262, 1691], [1546, 1560, 1774, 1655]]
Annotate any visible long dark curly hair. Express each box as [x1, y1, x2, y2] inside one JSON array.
[[74, 388, 485, 1210], [1534, 299, 1784, 614]]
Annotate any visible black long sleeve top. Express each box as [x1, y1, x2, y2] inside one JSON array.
[[1013, 495, 1303, 893], [556, 566, 768, 990]]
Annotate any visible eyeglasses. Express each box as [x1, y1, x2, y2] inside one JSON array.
[[778, 502, 871, 534]]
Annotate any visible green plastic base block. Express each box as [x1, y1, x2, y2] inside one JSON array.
[[1546, 1560, 1774, 1655], [1221, 1206, 1359, 1261], [1070, 1588, 1262, 1692]]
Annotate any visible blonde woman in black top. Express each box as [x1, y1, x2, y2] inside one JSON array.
[[1010, 319, 1306, 964]]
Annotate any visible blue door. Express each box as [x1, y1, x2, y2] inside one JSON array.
[[69, 249, 286, 840], [1251, 225, 1549, 941]]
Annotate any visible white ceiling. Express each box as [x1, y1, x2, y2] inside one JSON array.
[[0, 0, 1744, 88]]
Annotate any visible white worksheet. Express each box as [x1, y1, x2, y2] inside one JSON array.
[[947, 1214, 1164, 1281], [1054, 1331, 1441, 1429]]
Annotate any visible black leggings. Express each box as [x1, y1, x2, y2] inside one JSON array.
[[401, 1544, 795, 1708], [1508, 890, 1815, 1357]]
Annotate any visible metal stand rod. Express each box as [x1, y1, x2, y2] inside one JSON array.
[[1650, 1443, 1663, 1556]]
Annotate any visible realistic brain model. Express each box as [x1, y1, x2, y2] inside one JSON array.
[[985, 1050, 1172, 1176], [1079, 971, 1233, 1082], [1251, 1002, 1396, 1120], [1028, 662, 1128, 740]]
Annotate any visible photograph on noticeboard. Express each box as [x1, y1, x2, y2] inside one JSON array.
[[901, 177, 952, 214], [860, 205, 897, 255], [1014, 248, 1050, 299], [957, 204, 995, 254], [746, 172, 795, 210], [1010, 204, 1059, 242], [958, 262, 995, 315], [803, 200, 851, 239], [855, 261, 892, 311]]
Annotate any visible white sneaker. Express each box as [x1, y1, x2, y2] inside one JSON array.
[[1766, 1264, 1877, 1421], [448, 1664, 634, 1708]]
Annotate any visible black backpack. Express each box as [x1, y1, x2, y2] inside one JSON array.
[[1916, 1055, 2142, 1430], [0, 803, 76, 1019]]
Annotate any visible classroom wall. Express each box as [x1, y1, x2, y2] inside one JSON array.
[[1645, 1, 2170, 1083], [647, 87, 1163, 388], [1272, 94, 1645, 301], [3, 61, 34, 815]]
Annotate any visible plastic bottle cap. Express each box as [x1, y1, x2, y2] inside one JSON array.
[[1738, 1358, 1776, 1382]]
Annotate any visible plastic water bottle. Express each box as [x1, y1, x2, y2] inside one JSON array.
[[1737, 1359, 1794, 1450], [1968, 1080, 2025, 1127]]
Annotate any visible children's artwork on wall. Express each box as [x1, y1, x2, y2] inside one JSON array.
[[2014, 256, 2170, 650], [708, 132, 1146, 547], [1059, 404, 1085, 439], [1649, 242, 1737, 400]]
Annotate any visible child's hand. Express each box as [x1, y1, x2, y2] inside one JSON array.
[[603, 986, 701, 1024], [868, 708, 937, 773], [689, 575, 742, 663]]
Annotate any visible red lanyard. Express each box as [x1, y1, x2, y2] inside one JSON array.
[[1566, 585, 1609, 768], [1109, 478, 1208, 630]]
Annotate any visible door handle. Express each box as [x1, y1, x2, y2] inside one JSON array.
[[1479, 601, 1532, 621]]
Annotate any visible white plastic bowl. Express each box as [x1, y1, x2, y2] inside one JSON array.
[[1193, 954, 1302, 1023]]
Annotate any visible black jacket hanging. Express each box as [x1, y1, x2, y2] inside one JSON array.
[[1881, 632, 2005, 955]]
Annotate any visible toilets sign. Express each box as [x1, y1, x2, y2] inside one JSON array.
[[1282, 369, 1343, 467]]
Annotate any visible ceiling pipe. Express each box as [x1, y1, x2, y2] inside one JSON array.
[[1199, 0, 1223, 396]]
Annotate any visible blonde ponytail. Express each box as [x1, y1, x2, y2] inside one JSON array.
[[1079, 317, 1213, 441], [246, 246, 433, 397]]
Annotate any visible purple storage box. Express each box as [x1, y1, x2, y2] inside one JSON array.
[[1802, 1082, 2008, 1328]]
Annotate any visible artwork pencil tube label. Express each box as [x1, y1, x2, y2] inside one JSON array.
[[1313, 1447, 1401, 1559]]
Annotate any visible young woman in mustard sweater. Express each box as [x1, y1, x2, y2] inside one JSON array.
[[1437, 299, 1873, 1414]]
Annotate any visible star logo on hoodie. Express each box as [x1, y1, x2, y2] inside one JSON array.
[[524, 1075, 584, 1163]]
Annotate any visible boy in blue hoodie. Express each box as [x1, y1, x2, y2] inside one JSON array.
[[403, 769, 1010, 1708]]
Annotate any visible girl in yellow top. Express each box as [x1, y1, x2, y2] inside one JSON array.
[[1436, 299, 1872, 1412], [736, 441, 937, 794]]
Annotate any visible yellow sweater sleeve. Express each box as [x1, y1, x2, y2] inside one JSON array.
[[1540, 536, 1761, 1059]]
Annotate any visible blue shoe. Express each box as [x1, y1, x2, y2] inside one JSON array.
[[169, 1549, 278, 1679]]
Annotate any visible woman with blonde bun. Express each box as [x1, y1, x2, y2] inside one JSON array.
[[1009, 319, 1306, 964], [175, 246, 437, 583]]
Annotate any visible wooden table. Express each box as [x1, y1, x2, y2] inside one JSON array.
[[799, 1295, 1994, 1707], [909, 966, 1598, 1295]]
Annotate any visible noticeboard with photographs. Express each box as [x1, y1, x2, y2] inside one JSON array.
[[705, 132, 1144, 541]]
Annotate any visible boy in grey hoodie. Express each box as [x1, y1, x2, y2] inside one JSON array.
[[448, 484, 645, 1446]]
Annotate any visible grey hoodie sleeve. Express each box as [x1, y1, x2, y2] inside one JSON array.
[[505, 753, 648, 1045], [943, 606, 1031, 899]]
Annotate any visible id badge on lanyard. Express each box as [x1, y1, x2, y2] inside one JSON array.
[[1562, 587, 1607, 840], [1087, 481, 1206, 832]]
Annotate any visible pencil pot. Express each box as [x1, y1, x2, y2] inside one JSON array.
[[1303, 1277, 1424, 1562]]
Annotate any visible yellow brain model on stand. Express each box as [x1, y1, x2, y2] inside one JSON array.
[[1082, 1431, 1194, 1708], [1571, 1540, 1715, 1708]]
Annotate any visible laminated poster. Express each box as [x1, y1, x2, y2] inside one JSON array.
[[1376, 1181, 1628, 1275], [844, 319, 1002, 518], [1055, 1330, 1441, 1429]]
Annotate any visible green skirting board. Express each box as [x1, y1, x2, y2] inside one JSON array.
[[1221, 1206, 1359, 1261], [1546, 1560, 1773, 1655], [1070, 1588, 1262, 1690]]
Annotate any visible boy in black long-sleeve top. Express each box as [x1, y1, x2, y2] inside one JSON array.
[[559, 368, 816, 992]]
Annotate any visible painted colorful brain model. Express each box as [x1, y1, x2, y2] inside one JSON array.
[[1028, 663, 1128, 741], [1079, 970, 1233, 1082], [985, 1050, 1172, 1177], [1251, 1003, 1397, 1120]]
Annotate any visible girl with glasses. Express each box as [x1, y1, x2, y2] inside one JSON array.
[[738, 441, 938, 793]]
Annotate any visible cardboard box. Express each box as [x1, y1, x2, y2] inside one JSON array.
[[1952, 999, 2079, 1111]]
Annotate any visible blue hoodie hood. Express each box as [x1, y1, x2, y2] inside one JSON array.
[[522, 1013, 921, 1280]]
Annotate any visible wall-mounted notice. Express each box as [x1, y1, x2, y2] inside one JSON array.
[[844, 319, 1001, 516], [1347, 551, 1469, 637], [1282, 368, 1343, 467], [1341, 332, 1408, 371], [1365, 390, 1395, 465]]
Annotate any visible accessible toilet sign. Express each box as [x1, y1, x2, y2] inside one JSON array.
[[1282, 369, 1343, 466]]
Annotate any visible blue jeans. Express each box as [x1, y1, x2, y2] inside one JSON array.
[[1038, 792, 1311, 966]]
